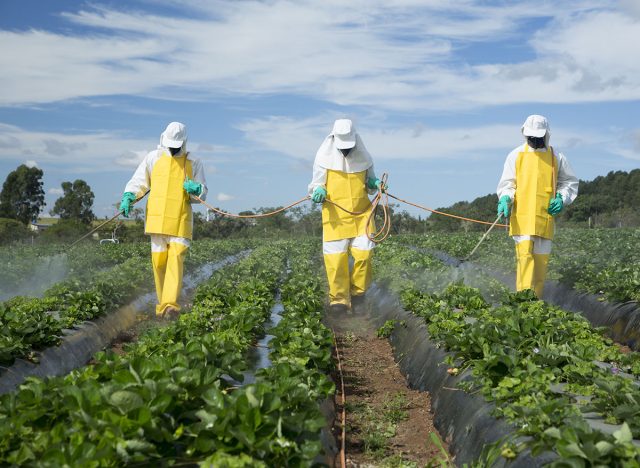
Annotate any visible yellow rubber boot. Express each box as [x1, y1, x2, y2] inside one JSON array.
[[350, 247, 373, 297], [157, 242, 189, 316], [323, 251, 350, 306], [515, 240, 535, 293], [532, 253, 550, 299], [151, 250, 168, 311]]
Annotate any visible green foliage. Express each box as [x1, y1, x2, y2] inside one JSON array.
[[396, 228, 640, 304], [0, 241, 335, 466], [0, 164, 45, 224], [0, 218, 30, 245], [376, 320, 397, 338], [39, 218, 88, 241], [428, 193, 499, 232], [0, 240, 243, 367], [0, 296, 63, 365], [563, 169, 640, 227], [379, 244, 640, 465], [50, 179, 96, 224]]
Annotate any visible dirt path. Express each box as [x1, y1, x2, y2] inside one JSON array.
[[325, 307, 450, 467]]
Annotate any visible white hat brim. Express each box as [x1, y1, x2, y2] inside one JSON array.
[[162, 135, 184, 148], [522, 127, 547, 138], [334, 134, 356, 149]]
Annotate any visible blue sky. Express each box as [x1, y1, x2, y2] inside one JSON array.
[[1, 0, 639, 219]]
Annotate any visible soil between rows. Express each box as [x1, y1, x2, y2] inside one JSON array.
[[325, 307, 449, 467]]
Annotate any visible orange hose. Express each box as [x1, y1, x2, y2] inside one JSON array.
[[386, 193, 509, 228]]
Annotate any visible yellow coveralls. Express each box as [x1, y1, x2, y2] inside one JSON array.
[[510, 145, 556, 298], [123, 147, 201, 316], [322, 169, 375, 307]]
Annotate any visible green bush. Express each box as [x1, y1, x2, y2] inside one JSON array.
[[39, 219, 88, 242], [0, 218, 30, 245]]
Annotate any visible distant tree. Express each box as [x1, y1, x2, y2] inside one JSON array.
[[428, 193, 498, 232], [0, 218, 31, 244], [0, 164, 45, 224], [51, 179, 95, 224]]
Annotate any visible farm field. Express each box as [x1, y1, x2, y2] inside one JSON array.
[[373, 241, 640, 465], [0, 241, 335, 466], [395, 228, 640, 304], [0, 231, 639, 466]]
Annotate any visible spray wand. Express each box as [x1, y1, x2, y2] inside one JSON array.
[[67, 192, 148, 250]]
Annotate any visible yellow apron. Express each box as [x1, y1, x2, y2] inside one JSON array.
[[145, 151, 194, 239], [510, 145, 557, 240], [321, 170, 373, 242]]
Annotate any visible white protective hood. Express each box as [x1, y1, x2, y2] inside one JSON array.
[[313, 126, 373, 174]]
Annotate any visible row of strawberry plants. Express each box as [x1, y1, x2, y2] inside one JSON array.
[[374, 240, 509, 303], [0, 242, 150, 298], [396, 228, 640, 303], [196, 242, 336, 467], [376, 242, 640, 465], [0, 243, 286, 466], [0, 240, 245, 367]]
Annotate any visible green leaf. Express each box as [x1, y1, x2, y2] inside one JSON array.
[[558, 443, 588, 459], [613, 423, 633, 444], [109, 390, 143, 414], [595, 441, 614, 456], [543, 427, 562, 440]]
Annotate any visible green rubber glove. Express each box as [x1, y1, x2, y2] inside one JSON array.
[[119, 192, 136, 217], [497, 195, 511, 218], [183, 178, 202, 196], [311, 186, 327, 203], [366, 177, 388, 192], [548, 193, 563, 216]]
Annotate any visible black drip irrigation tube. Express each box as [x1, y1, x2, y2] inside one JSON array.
[[0, 251, 250, 396], [421, 247, 640, 351], [240, 294, 284, 386], [365, 283, 556, 467]]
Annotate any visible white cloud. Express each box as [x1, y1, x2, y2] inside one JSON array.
[[217, 192, 234, 201], [1, 1, 637, 110], [114, 150, 148, 168], [24, 159, 38, 168], [48, 187, 63, 195], [0, 123, 226, 173], [237, 114, 611, 165]]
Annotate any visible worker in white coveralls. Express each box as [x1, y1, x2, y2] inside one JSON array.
[[309, 119, 386, 311], [119, 122, 208, 319], [496, 115, 578, 298]]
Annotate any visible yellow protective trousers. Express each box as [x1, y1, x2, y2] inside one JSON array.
[[514, 238, 550, 298], [323, 236, 374, 307], [151, 235, 189, 316]]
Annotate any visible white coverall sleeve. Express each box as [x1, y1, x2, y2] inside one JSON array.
[[366, 166, 377, 195], [124, 151, 154, 198], [555, 151, 578, 206], [191, 158, 208, 202], [496, 148, 519, 200], [308, 162, 327, 196]]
